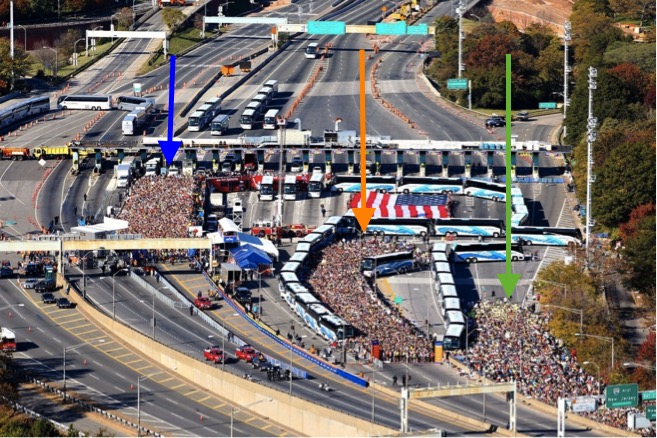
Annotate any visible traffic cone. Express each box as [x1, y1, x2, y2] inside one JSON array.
[[200, 415, 203, 422], [8, 312, 11, 318], [28, 326, 31, 332], [83, 359, 87, 365], [130, 384, 134, 390]]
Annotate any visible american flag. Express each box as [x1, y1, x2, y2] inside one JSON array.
[[350, 192, 449, 218]]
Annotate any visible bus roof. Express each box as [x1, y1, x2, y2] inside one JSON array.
[[443, 297, 461, 309], [445, 323, 464, 337], [198, 104, 212, 112], [284, 174, 297, 184], [432, 242, 448, 253], [288, 283, 309, 294], [281, 261, 301, 272], [296, 242, 311, 252], [323, 216, 342, 226], [307, 42, 319, 48], [190, 110, 204, 118], [212, 114, 229, 122], [310, 173, 324, 182], [279, 272, 299, 283], [295, 292, 319, 304], [241, 109, 256, 117], [289, 252, 308, 264], [312, 224, 334, 234], [321, 313, 348, 326], [262, 175, 274, 184], [205, 97, 222, 105], [264, 80, 278, 86], [265, 108, 280, 117]]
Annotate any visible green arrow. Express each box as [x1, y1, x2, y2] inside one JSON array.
[[497, 54, 520, 299]]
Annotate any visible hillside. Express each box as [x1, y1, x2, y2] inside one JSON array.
[[485, 0, 574, 36]]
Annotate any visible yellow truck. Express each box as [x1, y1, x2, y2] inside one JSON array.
[[33, 146, 94, 160]]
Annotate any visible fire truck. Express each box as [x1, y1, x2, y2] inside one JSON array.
[[207, 175, 255, 194], [250, 220, 316, 238], [0, 147, 30, 160], [0, 328, 16, 351]]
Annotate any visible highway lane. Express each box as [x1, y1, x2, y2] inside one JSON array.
[[0, 278, 291, 437]]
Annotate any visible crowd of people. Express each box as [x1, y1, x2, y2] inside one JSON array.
[[118, 175, 204, 238], [305, 238, 434, 363], [458, 301, 649, 432]]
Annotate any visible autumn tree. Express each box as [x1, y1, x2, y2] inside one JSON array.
[[115, 7, 134, 31], [54, 29, 82, 65], [619, 203, 656, 294], [162, 8, 186, 32], [631, 332, 656, 389]]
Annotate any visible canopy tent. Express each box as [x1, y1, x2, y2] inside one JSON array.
[[207, 231, 280, 261], [229, 244, 272, 271]]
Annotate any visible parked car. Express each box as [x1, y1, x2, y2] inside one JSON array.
[[35, 279, 57, 293], [41, 293, 56, 304], [235, 287, 252, 305], [57, 298, 72, 309], [203, 346, 224, 363], [20, 278, 39, 289], [516, 111, 529, 121], [236, 345, 259, 362], [485, 116, 506, 128]]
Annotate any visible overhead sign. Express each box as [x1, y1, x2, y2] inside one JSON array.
[[641, 390, 656, 401], [539, 102, 557, 109], [375, 22, 407, 35], [606, 384, 639, 409], [407, 24, 429, 35], [447, 78, 468, 90], [646, 405, 656, 420], [570, 396, 597, 413], [307, 21, 346, 35]]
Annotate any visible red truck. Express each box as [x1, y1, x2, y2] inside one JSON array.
[[194, 296, 213, 310], [203, 346, 224, 363], [250, 221, 317, 238], [236, 345, 259, 362], [1, 147, 30, 160]]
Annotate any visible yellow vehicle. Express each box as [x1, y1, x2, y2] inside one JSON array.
[[385, 0, 419, 22], [33, 145, 95, 160]]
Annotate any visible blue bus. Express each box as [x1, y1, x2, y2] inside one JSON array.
[[343, 212, 433, 237], [432, 218, 504, 238], [512, 226, 582, 247], [319, 313, 355, 342], [294, 293, 320, 320], [360, 251, 416, 278], [304, 303, 331, 334], [463, 179, 507, 202], [331, 175, 396, 193], [450, 242, 524, 263], [397, 177, 463, 195]]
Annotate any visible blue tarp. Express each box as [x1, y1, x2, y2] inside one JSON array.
[[230, 244, 272, 271]]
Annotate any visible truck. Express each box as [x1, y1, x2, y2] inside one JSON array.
[[250, 221, 316, 238], [203, 346, 224, 363], [116, 163, 132, 188], [1, 147, 30, 160], [144, 158, 161, 176], [33, 146, 95, 160], [194, 296, 213, 310], [0, 328, 16, 351], [220, 263, 243, 287]]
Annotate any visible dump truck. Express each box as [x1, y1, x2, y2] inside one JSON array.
[[0, 147, 30, 160]]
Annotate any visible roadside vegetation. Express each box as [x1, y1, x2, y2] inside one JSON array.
[[428, 0, 655, 387]]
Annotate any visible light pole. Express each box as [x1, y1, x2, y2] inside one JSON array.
[[137, 371, 165, 436], [112, 268, 129, 320], [63, 339, 105, 400], [582, 361, 601, 393], [231, 398, 273, 438], [73, 38, 84, 67], [544, 304, 583, 334], [576, 333, 614, 370], [623, 362, 656, 371], [110, 14, 119, 43], [79, 250, 95, 300], [563, 20, 571, 138], [16, 25, 25, 50], [43, 46, 57, 77]]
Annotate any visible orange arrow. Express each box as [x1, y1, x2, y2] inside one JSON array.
[[353, 49, 375, 231]]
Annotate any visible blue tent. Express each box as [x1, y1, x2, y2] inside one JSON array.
[[230, 244, 272, 271]]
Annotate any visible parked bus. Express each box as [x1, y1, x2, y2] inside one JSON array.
[[438, 284, 458, 303], [282, 281, 309, 308], [0, 96, 50, 130], [360, 251, 415, 278], [263, 79, 278, 96], [294, 292, 320, 319], [445, 310, 466, 329], [258, 87, 274, 105], [296, 233, 324, 254], [263, 109, 280, 129], [309, 225, 335, 246], [117, 96, 155, 111], [319, 314, 354, 342], [280, 261, 301, 275], [432, 218, 505, 238], [511, 226, 582, 247], [239, 108, 258, 130], [283, 174, 298, 201], [251, 93, 268, 108], [463, 179, 507, 202], [210, 114, 230, 136], [203, 97, 222, 118], [57, 94, 112, 111], [450, 242, 524, 263], [121, 106, 149, 135], [397, 177, 463, 195], [258, 175, 275, 200], [305, 42, 320, 59], [187, 110, 211, 131], [288, 251, 309, 265], [512, 204, 529, 226], [331, 175, 397, 193], [365, 218, 432, 237], [443, 323, 465, 351], [441, 297, 461, 317], [307, 172, 325, 198], [304, 303, 331, 333]]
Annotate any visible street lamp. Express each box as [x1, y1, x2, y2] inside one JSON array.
[[112, 268, 129, 321], [42, 46, 57, 77], [78, 250, 96, 300], [575, 333, 615, 370], [231, 398, 273, 438], [543, 304, 583, 333], [63, 339, 105, 400], [73, 38, 84, 67], [16, 25, 25, 50], [623, 362, 657, 371], [582, 361, 601, 393]]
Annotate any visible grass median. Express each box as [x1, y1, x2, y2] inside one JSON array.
[[138, 27, 219, 76], [27, 41, 114, 79]]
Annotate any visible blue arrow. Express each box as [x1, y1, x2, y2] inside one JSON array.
[[158, 55, 182, 166]]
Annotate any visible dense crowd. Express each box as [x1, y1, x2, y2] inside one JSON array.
[[459, 301, 649, 431], [305, 238, 433, 363], [118, 175, 204, 238]]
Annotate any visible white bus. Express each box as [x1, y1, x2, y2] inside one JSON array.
[[187, 110, 210, 131], [283, 174, 298, 201], [121, 106, 148, 135], [257, 87, 274, 105], [210, 114, 230, 135], [259, 175, 275, 201], [0, 96, 50, 130], [239, 108, 257, 130], [305, 42, 320, 59], [263, 109, 280, 129], [57, 94, 112, 111], [204, 97, 222, 117], [307, 172, 324, 198], [251, 94, 268, 108], [263, 80, 278, 96], [117, 96, 155, 111]]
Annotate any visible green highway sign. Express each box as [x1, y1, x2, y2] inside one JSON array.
[[641, 390, 656, 401], [606, 384, 639, 409], [407, 24, 429, 35], [307, 21, 346, 35], [539, 102, 557, 109], [447, 78, 468, 90], [375, 22, 407, 35], [646, 405, 656, 420]]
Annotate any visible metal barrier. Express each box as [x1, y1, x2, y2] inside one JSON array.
[[129, 271, 180, 309]]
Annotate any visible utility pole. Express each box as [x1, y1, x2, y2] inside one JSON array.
[[456, 0, 464, 78], [563, 21, 571, 138], [585, 66, 598, 263]]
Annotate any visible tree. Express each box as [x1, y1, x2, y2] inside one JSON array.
[[0, 38, 30, 92], [31, 40, 58, 75], [570, 1, 624, 66], [631, 332, 656, 389], [162, 8, 186, 32], [116, 7, 134, 31], [620, 204, 656, 293], [54, 29, 82, 65]]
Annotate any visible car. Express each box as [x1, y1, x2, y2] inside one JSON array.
[[20, 278, 39, 289], [57, 298, 72, 309], [516, 111, 529, 121], [221, 161, 235, 172], [41, 293, 56, 304], [35, 279, 56, 293], [251, 355, 270, 371], [485, 117, 506, 128], [203, 346, 224, 363], [194, 296, 213, 310], [290, 157, 303, 173], [234, 287, 252, 305], [236, 345, 259, 362]]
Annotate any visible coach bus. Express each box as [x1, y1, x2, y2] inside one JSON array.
[[364, 218, 432, 237], [331, 175, 397, 193], [360, 251, 416, 278], [443, 323, 465, 350], [450, 242, 524, 263], [117, 96, 155, 111], [305, 42, 320, 59], [438, 284, 459, 303], [308, 172, 325, 198], [309, 225, 336, 246], [297, 233, 324, 254], [239, 108, 258, 130], [0, 96, 50, 130], [57, 94, 112, 111], [294, 293, 320, 319], [280, 261, 302, 276], [512, 204, 529, 226], [441, 297, 461, 318], [288, 251, 309, 266], [263, 109, 280, 129], [187, 110, 211, 132], [432, 218, 504, 238], [304, 303, 331, 334], [397, 177, 463, 195], [463, 179, 507, 202], [283, 174, 298, 201], [319, 314, 355, 342], [511, 226, 582, 247], [203, 97, 222, 118], [210, 114, 230, 135]]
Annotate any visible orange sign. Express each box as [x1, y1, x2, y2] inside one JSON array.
[[271, 26, 277, 34]]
